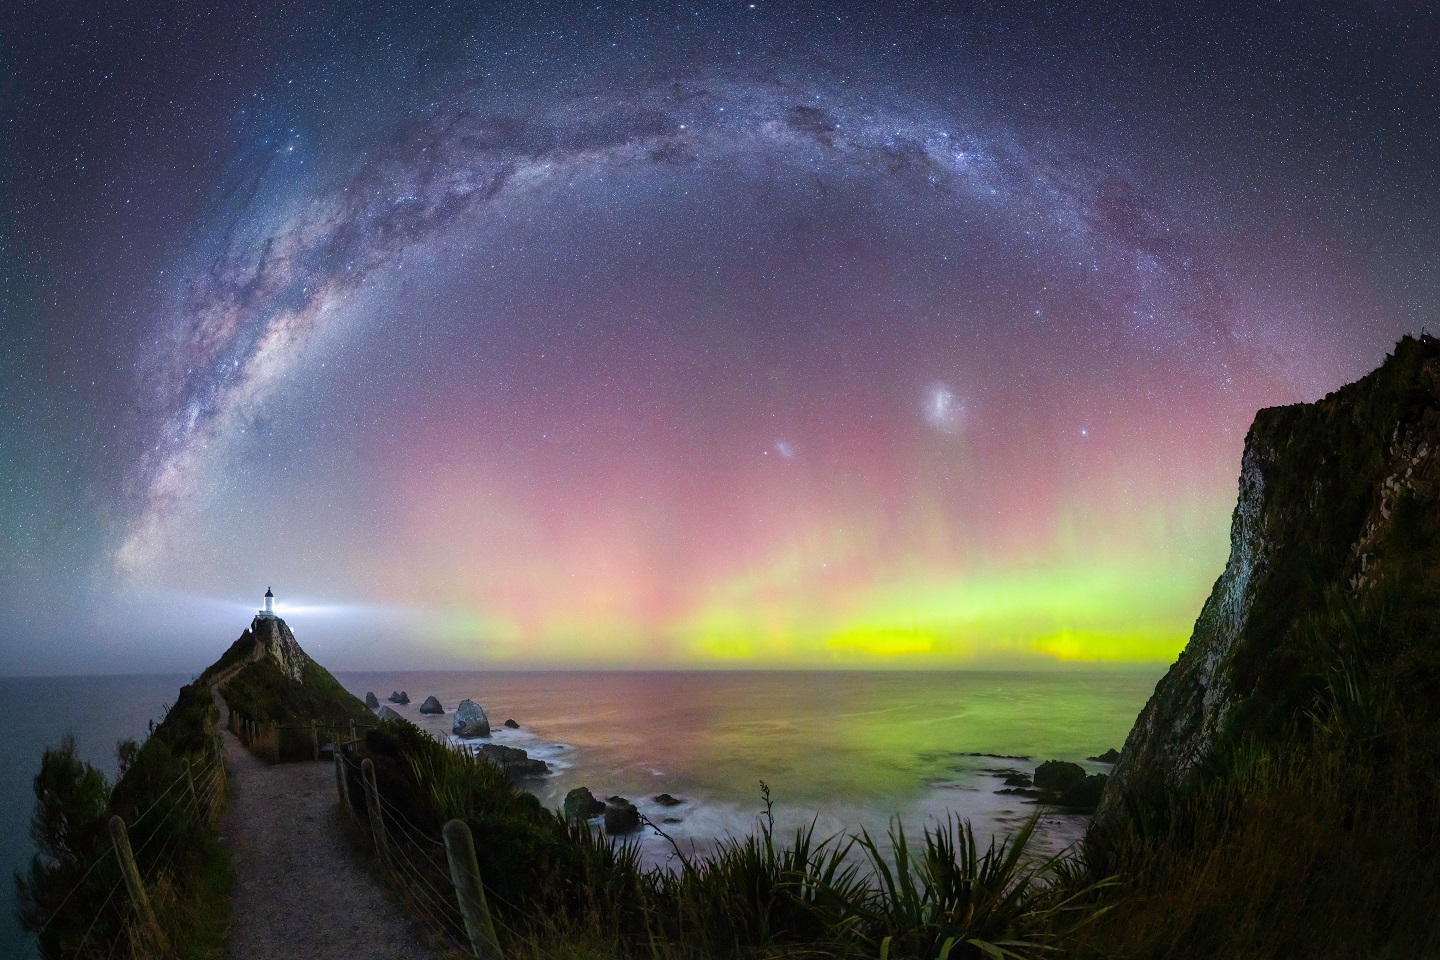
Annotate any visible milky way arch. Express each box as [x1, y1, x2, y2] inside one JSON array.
[[122, 72, 1209, 577]]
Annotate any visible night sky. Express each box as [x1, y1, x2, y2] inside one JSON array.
[[3, 1, 1437, 674]]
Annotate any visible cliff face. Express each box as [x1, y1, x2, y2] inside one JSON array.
[[248, 615, 314, 683], [1100, 335, 1440, 817], [204, 614, 369, 724]]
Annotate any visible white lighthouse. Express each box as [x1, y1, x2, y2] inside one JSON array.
[[261, 587, 275, 618]]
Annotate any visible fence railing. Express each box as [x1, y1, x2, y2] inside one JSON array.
[[35, 741, 228, 959], [227, 707, 378, 764], [335, 744, 549, 960]]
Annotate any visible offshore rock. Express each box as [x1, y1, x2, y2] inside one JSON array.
[[604, 797, 641, 835], [452, 699, 491, 738], [503, 718, 520, 729], [564, 787, 606, 821], [365, 692, 380, 709], [653, 793, 684, 806], [1033, 760, 1086, 792], [1100, 335, 1440, 821], [375, 705, 405, 722], [248, 615, 313, 683], [1058, 774, 1108, 809], [1088, 748, 1121, 763], [419, 696, 444, 714], [477, 743, 548, 779], [388, 691, 409, 704]]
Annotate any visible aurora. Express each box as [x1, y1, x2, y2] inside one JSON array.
[[4, 0, 1433, 673]]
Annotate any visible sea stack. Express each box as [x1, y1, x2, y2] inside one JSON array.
[[452, 698, 491, 738]]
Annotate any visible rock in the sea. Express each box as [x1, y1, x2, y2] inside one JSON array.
[[477, 743, 548, 779], [419, 695, 444, 714], [1087, 748, 1121, 764], [604, 797, 641, 835], [1058, 773, 1108, 809], [653, 793, 684, 806], [365, 691, 380, 709], [388, 691, 410, 704], [564, 787, 607, 821], [1033, 760, 1087, 792], [503, 718, 520, 729], [376, 705, 405, 722], [1003, 774, 1033, 787], [452, 698, 491, 738]]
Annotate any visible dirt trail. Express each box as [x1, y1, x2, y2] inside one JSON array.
[[214, 690, 442, 960]]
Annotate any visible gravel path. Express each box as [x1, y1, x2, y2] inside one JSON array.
[[216, 692, 443, 960]]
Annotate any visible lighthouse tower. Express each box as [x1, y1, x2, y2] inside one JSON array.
[[261, 587, 275, 618]]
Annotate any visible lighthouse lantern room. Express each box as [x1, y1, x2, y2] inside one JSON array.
[[260, 587, 275, 619]]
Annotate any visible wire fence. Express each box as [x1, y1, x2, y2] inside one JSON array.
[[38, 742, 230, 960], [338, 748, 469, 946], [334, 740, 609, 960], [228, 707, 379, 765]]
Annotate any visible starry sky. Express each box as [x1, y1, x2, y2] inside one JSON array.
[[2, 0, 1438, 674]]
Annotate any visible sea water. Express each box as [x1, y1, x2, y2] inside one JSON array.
[[335, 670, 1159, 867], [0, 668, 1160, 958]]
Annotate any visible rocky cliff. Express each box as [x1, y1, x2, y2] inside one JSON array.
[[205, 615, 369, 724], [1099, 334, 1440, 818], [247, 615, 314, 682]]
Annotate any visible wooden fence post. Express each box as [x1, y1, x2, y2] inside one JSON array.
[[361, 758, 388, 860], [310, 719, 320, 762], [443, 819, 501, 960], [183, 758, 197, 809], [109, 815, 165, 953], [349, 719, 357, 742]]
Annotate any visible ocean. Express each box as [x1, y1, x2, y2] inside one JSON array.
[[1, 668, 1160, 959]]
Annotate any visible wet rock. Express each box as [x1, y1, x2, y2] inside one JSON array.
[[503, 718, 520, 729], [1087, 748, 1121, 764], [419, 696, 445, 714], [365, 692, 380, 709], [653, 793, 684, 806], [604, 797, 641, 835], [375, 705, 405, 722], [452, 699, 491, 738], [478, 743, 548, 779], [388, 691, 410, 704], [564, 787, 606, 821], [1003, 774, 1033, 787], [1033, 760, 1087, 792], [663, 817, 683, 824], [1058, 774, 1108, 810]]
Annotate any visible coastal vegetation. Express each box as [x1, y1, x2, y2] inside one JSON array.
[[1071, 587, 1440, 957], [347, 717, 1113, 960], [16, 679, 231, 960]]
